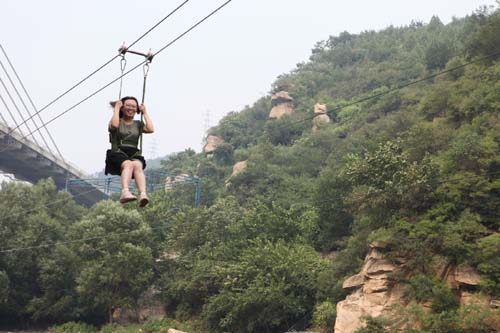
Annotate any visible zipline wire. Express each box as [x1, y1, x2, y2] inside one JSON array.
[[2, 0, 233, 150], [0, 217, 177, 254], [2, 0, 191, 138]]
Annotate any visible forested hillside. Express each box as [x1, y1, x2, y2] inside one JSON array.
[[1, 6, 500, 333]]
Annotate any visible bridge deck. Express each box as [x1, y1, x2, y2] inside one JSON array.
[[0, 122, 105, 206]]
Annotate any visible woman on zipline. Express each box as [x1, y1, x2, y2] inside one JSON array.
[[105, 96, 155, 206]]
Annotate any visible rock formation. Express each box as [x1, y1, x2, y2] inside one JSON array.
[[312, 103, 330, 131], [203, 135, 224, 157], [335, 242, 402, 333], [335, 243, 493, 333], [230, 160, 248, 177], [225, 160, 247, 188], [269, 91, 294, 119]]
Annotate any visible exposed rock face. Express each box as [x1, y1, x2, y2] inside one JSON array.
[[342, 273, 364, 290], [272, 90, 293, 104], [230, 160, 247, 177], [455, 266, 481, 286], [491, 299, 500, 308], [225, 160, 248, 188], [269, 91, 294, 119], [460, 291, 490, 307], [335, 244, 491, 333], [314, 103, 327, 115], [204, 135, 224, 157], [312, 103, 330, 131], [335, 245, 402, 333]]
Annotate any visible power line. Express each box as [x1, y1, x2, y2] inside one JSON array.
[[2, 169, 499, 255], [7, 0, 234, 146], [275, 51, 500, 131], [0, 0, 191, 138], [0, 204, 179, 254], [0, 186, 104, 224]]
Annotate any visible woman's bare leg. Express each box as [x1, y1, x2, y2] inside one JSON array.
[[119, 160, 137, 203], [132, 160, 149, 207], [121, 160, 134, 191], [132, 160, 146, 193]]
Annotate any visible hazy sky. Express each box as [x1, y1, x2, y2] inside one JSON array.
[[0, 0, 497, 174]]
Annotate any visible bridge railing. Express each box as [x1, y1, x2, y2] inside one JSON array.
[[66, 169, 202, 207]]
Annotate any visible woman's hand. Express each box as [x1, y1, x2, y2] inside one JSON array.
[[114, 100, 123, 111], [139, 103, 147, 114]]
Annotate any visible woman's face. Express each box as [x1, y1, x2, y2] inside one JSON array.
[[122, 99, 138, 118]]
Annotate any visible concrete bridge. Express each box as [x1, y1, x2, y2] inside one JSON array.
[[0, 121, 105, 206]]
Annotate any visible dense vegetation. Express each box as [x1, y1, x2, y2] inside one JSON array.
[[1, 5, 500, 332]]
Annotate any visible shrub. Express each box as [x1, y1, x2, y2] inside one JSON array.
[[312, 301, 336, 333], [49, 322, 96, 333]]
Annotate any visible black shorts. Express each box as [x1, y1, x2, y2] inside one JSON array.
[[105, 146, 146, 176]]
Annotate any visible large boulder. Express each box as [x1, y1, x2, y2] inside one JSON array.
[[342, 273, 364, 290], [336, 248, 403, 333], [336, 249, 491, 333], [203, 135, 224, 157], [312, 103, 330, 131], [230, 160, 247, 177], [272, 90, 293, 104], [455, 266, 481, 286], [225, 160, 248, 188], [269, 91, 294, 119]]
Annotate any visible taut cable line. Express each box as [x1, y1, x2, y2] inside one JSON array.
[[4, 0, 234, 148], [0, 53, 52, 153], [0, 44, 65, 159], [274, 51, 500, 131], [1, 0, 191, 139]]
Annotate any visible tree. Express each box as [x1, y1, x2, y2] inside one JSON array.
[[203, 240, 328, 333], [71, 201, 153, 323], [425, 40, 453, 70]]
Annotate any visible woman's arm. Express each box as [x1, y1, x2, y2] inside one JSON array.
[[140, 104, 155, 133], [109, 100, 122, 130]]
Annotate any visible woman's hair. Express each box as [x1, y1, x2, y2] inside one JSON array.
[[110, 96, 140, 118]]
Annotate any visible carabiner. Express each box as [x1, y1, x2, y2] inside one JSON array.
[[120, 56, 127, 73], [143, 61, 150, 79]]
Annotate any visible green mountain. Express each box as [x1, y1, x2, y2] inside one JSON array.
[[1, 7, 499, 333]]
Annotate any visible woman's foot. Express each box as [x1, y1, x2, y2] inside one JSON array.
[[119, 189, 137, 204], [139, 192, 149, 207]]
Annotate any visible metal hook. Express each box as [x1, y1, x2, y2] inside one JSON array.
[[143, 61, 151, 78], [120, 56, 127, 72]]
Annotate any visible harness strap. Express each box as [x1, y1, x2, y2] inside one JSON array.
[[138, 60, 151, 155], [109, 124, 143, 158]]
